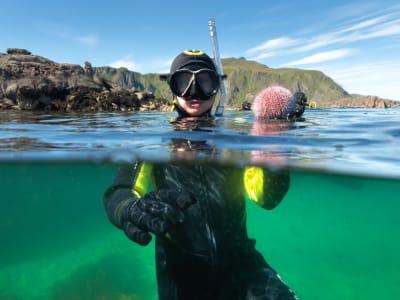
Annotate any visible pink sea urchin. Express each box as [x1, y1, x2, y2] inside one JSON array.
[[252, 86, 296, 119]]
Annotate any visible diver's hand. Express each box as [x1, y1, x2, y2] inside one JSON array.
[[122, 189, 196, 246]]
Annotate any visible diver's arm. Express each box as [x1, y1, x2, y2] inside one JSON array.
[[103, 162, 196, 246], [103, 163, 140, 229], [244, 166, 290, 210], [262, 168, 290, 209]]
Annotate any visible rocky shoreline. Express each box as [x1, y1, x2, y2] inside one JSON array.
[[1, 48, 398, 112], [0, 48, 171, 112]]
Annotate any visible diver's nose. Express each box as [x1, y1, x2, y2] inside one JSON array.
[[184, 79, 198, 100]]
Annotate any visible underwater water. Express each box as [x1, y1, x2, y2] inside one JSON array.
[[0, 108, 400, 299]]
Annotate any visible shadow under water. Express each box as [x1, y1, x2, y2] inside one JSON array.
[[48, 254, 154, 300]]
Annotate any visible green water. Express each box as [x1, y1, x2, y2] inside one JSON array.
[[0, 162, 399, 299]]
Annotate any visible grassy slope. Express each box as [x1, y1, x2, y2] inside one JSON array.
[[95, 58, 399, 108]]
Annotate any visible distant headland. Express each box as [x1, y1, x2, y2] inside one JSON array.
[[1, 48, 399, 112]]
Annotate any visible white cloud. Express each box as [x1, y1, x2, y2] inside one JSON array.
[[249, 51, 277, 61], [38, 23, 98, 46], [147, 57, 173, 74], [295, 34, 339, 52], [243, 4, 400, 100], [339, 16, 388, 33], [284, 49, 355, 66], [247, 9, 400, 60], [246, 37, 299, 54], [296, 16, 400, 52], [110, 58, 139, 71], [109, 56, 174, 74], [75, 35, 97, 46]]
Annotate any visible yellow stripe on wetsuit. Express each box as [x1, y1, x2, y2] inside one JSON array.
[[132, 163, 265, 207], [244, 166, 264, 206], [132, 162, 155, 198]]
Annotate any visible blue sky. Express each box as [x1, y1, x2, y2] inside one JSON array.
[[2, 0, 400, 100]]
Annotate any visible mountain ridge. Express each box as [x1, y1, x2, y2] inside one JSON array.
[[94, 57, 399, 109]]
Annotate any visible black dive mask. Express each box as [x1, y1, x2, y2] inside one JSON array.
[[168, 68, 220, 101]]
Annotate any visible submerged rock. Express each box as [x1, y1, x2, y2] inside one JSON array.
[[0, 48, 171, 112]]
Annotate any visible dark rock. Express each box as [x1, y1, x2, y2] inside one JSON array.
[[7, 48, 32, 55], [240, 101, 251, 110], [0, 49, 171, 112]]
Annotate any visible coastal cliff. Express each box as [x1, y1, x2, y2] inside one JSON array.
[[0, 48, 170, 112]]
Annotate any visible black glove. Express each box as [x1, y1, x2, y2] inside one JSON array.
[[122, 189, 196, 246]]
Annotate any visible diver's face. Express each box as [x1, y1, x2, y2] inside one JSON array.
[[176, 95, 215, 116]]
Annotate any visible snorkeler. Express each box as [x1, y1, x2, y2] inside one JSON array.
[[103, 50, 299, 299]]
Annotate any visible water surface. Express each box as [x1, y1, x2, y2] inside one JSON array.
[[0, 108, 399, 299]]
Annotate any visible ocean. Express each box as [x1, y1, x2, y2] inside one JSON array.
[[0, 108, 399, 300]]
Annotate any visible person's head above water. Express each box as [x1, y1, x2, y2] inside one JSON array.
[[162, 49, 220, 117]]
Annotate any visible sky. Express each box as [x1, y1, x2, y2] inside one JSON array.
[[1, 0, 400, 100]]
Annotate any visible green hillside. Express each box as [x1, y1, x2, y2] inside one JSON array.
[[221, 58, 350, 107], [93, 57, 361, 109]]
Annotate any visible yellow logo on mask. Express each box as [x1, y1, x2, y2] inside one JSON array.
[[183, 49, 204, 56]]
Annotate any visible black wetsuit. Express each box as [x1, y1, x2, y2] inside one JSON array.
[[103, 160, 299, 300]]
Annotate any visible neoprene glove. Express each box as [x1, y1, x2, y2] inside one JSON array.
[[122, 189, 196, 246]]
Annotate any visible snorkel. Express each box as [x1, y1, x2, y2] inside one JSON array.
[[208, 19, 228, 117]]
